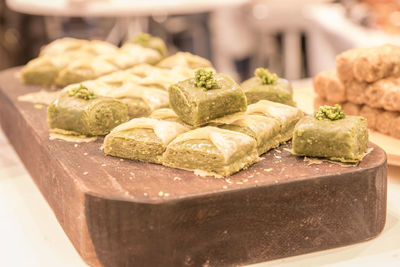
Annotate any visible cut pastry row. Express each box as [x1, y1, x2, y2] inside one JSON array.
[[103, 101, 303, 177], [21, 34, 168, 87]]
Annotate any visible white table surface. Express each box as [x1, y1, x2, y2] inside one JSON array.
[[1, 117, 400, 266], [6, 0, 249, 17]]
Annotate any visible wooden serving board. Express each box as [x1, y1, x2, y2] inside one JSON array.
[[0, 68, 387, 267]]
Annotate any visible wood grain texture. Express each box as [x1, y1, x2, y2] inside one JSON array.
[[0, 67, 387, 267]]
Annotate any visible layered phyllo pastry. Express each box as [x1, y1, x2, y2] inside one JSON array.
[[21, 33, 167, 87], [163, 127, 259, 177], [241, 68, 295, 106], [54, 57, 119, 87], [210, 113, 281, 155], [150, 108, 181, 122], [47, 84, 129, 136], [39, 38, 118, 57], [157, 52, 212, 69], [68, 80, 169, 119], [246, 100, 303, 140], [104, 118, 189, 164], [20, 51, 91, 86], [120, 33, 167, 64], [126, 63, 193, 90], [292, 105, 369, 162], [169, 69, 247, 126]]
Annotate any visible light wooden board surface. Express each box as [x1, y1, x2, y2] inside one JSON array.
[[293, 85, 400, 166]]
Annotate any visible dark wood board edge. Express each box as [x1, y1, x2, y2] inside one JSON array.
[[83, 160, 387, 267], [0, 87, 100, 266]]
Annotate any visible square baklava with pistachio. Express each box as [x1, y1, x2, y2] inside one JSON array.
[[169, 68, 247, 126]]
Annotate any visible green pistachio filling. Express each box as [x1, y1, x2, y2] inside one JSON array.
[[194, 69, 219, 90], [133, 33, 151, 46], [255, 68, 278, 85], [315, 104, 345, 121], [68, 84, 95, 100]]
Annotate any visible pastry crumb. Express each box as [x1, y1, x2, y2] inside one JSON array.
[[74, 144, 78, 148], [222, 185, 228, 189], [165, 193, 170, 197], [173, 176, 182, 181], [144, 192, 148, 197], [83, 152, 88, 156], [83, 171, 88, 175], [236, 181, 243, 185], [101, 163, 106, 167], [158, 191, 164, 197], [34, 104, 44, 110]]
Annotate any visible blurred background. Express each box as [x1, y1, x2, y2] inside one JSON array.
[[2, 0, 400, 81]]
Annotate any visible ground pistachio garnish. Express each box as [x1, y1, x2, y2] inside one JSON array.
[[255, 68, 278, 85], [68, 84, 95, 100], [314, 104, 346, 121], [133, 33, 151, 45], [194, 68, 219, 90]]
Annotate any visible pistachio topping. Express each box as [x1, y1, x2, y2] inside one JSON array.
[[68, 84, 95, 100], [194, 68, 219, 90], [133, 33, 151, 45], [315, 104, 346, 121], [255, 68, 278, 85]]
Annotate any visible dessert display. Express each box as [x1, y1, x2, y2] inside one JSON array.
[[163, 126, 259, 177], [103, 89, 302, 176], [47, 84, 129, 136], [292, 105, 368, 162], [19, 34, 375, 178], [314, 44, 400, 139], [104, 118, 190, 164], [21, 33, 167, 87], [1, 30, 390, 267], [169, 69, 247, 126], [241, 68, 295, 106], [55, 55, 208, 121]]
